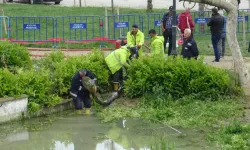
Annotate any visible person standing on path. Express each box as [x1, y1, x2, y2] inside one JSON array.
[[207, 7, 224, 62], [181, 28, 199, 60], [218, 9, 227, 58], [161, 6, 179, 55]]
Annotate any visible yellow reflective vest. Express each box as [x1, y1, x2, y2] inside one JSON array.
[[150, 36, 164, 57], [126, 30, 144, 57], [105, 46, 131, 74]]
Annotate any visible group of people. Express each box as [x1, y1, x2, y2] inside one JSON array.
[[69, 5, 230, 113]]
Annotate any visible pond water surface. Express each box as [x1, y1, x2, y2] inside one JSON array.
[[0, 112, 217, 150]]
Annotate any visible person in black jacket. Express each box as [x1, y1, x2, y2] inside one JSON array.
[[70, 69, 97, 114], [207, 7, 224, 62], [181, 28, 199, 59], [160, 6, 179, 55]]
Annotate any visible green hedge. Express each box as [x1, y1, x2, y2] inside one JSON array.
[[0, 49, 110, 112], [0, 41, 32, 69], [0, 42, 243, 112], [124, 55, 241, 100]]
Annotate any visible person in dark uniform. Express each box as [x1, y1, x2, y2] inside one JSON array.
[[161, 6, 178, 55], [70, 69, 97, 114], [181, 28, 199, 60]]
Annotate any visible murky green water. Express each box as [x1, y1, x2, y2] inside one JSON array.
[[0, 112, 217, 150]]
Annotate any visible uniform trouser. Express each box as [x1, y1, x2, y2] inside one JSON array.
[[218, 36, 226, 57], [72, 90, 91, 110], [113, 68, 123, 83], [163, 29, 172, 55], [211, 34, 221, 62]]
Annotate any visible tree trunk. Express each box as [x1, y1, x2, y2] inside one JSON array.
[[198, 3, 205, 33], [147, 0, 153, 12], [180, 0, 250, 90], [227, 4, 250, 88]]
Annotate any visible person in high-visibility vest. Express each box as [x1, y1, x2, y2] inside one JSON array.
[[148, 29, 165, 57], [126, 24, 144, 57], [105, 43, 138, 98]]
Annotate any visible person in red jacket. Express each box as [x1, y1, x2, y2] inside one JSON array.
[[178, 8, 194, 34]]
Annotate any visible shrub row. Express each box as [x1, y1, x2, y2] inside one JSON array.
[[0, 42, 110, 112], [124, 56, 241, 100], [0, 42, 242, 112]]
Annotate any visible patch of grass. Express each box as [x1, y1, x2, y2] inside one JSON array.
[[150, 135, 175, 150], [95, 96, 244, 128], [208, 120, 250, 150]]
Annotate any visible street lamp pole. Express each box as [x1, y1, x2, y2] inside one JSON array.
[[171, 0, 178, 55]]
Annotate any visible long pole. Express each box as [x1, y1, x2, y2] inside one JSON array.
[[171, 0, 177, 55], [111, 0, 114, 15]]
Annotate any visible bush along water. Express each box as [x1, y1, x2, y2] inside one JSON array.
[[0, 42, 243, 116], [124, 55, 242, 100], [0, 44, 110, 112], [0, 41, 32, 69]]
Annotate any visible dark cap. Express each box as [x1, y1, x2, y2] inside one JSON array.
[[148, 29, 156, 34], [132, 24, 138, 28], [169, 6, 173, 10], [212, 7, 218, 14]]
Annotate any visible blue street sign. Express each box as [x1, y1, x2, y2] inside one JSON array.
[[154, 20, 161, 26], [237, 16, 248, 22], [114, 22, 129, 28], [194, 18, 210, 24], [195, 16, 248, 24], [70, 23, 87, 29], [23, 24, 40, 30]]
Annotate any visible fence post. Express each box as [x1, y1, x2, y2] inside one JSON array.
[[243, 11, 246, 49], [105, 8, 108, 38]]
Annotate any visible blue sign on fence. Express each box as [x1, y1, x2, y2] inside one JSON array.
[[23, 24, 40, 30], [154, 20, 161, 26], [70, 23, 87, 29], [194, 18, 210, 24], [237, 16, 249, 22], [114, 22, 129, 28]]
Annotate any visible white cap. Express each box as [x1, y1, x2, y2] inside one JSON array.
[[218, 10, 224, 16]]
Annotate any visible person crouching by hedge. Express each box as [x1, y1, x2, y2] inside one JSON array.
[[181, 28, 199, 60], [148, 29, 164, 57], [70, 69, 97, 115], [105, 45, 138, 99]]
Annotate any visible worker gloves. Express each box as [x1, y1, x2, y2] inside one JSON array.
[[137, 44, 141, 49]]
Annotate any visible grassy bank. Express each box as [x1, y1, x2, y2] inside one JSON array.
[[2, 4, 250, 56]]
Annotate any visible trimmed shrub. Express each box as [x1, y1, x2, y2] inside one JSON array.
[[0, 41, 32, 69], [124, 55, 241, 100]]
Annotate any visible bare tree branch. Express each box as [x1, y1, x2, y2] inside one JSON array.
[[179, 0, 235, 12]]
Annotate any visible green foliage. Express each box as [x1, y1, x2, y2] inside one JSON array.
[[125, 56, 242, 100], [0, 41, 32, 69], [208, 120, 250, 150], [44, 50, 110, 96], [150, 135, 175, 150], [0, 68, 22, 97], [0, 49, 110, 112]]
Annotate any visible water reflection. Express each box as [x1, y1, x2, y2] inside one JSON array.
[[0, 115, 216, 150]]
